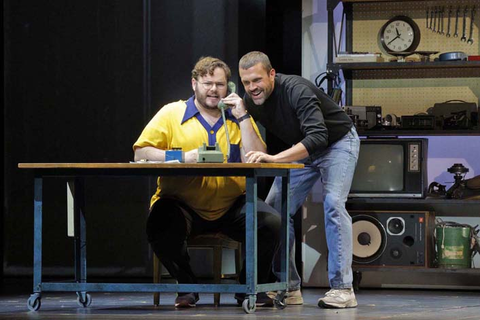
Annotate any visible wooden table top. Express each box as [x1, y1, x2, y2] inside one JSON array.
[[18, 162, 304, 170]]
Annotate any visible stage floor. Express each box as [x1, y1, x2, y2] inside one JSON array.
[[1, 278, 479, 319]]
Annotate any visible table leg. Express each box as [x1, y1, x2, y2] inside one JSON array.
[[244, 175, 258, 313], [27, 178, 43, 311], [71, 178, 91, 307]]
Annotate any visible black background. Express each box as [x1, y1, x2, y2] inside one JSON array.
[[3, 0, 301, 280]]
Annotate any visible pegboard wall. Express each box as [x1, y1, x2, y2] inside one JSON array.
[[352, 0, 479, 55], [347, 0, 480, 115]]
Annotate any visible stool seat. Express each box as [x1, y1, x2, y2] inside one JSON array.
[[153, 232, 242, 307]]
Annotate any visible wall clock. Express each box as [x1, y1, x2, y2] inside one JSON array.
[[379, 16, 420, 54]]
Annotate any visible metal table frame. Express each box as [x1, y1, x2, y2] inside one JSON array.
[[18, 163, 302, 313]]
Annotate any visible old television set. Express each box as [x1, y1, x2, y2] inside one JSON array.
[[349, 138, 428, 198]]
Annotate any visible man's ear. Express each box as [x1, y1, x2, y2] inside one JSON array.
[[191, 78, 196, 92], [269, 68, 276, 78]]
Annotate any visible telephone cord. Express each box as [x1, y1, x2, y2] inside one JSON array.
[[220, 107, 231, 162]]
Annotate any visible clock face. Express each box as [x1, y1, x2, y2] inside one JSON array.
[[380, 16, 420, 54]]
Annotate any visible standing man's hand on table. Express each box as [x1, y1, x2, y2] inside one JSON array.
[[245, 151, 274, 163]]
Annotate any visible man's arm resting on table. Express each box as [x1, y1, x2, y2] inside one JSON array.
[[245, 142, 309, 163], [134, 146, 199, 163]]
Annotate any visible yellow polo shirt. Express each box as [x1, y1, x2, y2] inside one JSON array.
[[133, 96, 265, 221]]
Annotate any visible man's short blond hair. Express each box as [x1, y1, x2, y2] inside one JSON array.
[[239, 51, 272, 72], [191, 56, 231, 80]]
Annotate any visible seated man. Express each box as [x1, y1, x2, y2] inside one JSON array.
[[133, 56, 281, 308]]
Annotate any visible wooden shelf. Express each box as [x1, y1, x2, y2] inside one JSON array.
[[329, 0, 460, 10], [356, 129, 480, 136], [328, 61, 480, 71], [353, 267, 480, 274], [342, 0, 443, 3], [347, 198, 480, 217]]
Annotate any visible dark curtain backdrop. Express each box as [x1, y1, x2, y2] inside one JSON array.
[[3, 0, 301, 279]]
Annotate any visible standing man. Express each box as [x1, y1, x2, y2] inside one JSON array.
[[133, 56, 280, 308], [222, 51, 359, 308]]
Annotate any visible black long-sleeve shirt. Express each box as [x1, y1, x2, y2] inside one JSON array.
[[244, 73, 353, 159]]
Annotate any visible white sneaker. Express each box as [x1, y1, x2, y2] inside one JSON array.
[[317, 288, 358, 309]]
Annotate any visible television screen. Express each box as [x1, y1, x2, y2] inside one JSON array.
[[351, 144, 404, 192]]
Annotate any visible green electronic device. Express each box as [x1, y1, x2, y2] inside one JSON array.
[[197, 143, 224, 163]]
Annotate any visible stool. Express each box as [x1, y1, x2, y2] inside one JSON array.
[[153, 233, 242, 307]]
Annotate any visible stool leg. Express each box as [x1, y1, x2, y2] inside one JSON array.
[[153, 254, 161, 306], [213, 246, 222, 307]]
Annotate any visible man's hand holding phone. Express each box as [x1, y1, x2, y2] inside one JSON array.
[[220, 93, 248, 120]]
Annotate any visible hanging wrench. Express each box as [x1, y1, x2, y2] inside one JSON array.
[[467, 6, 476, 44], [437, 6, 442, 34], [433, 7, 437, 32], [426, 7, 429, 29], [428, 8, 434, 30], [446, 6, 452, 37], [454, 6, 460, 37], [461, 6, 467, 42], [440, 7, 445, 35]]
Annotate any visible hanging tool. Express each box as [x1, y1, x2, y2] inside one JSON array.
[[440, 7, 445, 35], [437, 7, 441, 34], [461, 6, 468, 42], [467, 6, 475, 44], [437, 6, 442, 33], [446, 6, 452, 37], [433, 6, 437, 32], [426, 7, 429, 29], [428, 7, 434, 30], [454, 6, 460, 37]]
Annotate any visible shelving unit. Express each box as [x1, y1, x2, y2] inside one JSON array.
[[356, 129, 480, 135], [326, 0, 480, 287], [330, 61, 480, 71], [327, 0, 480, 110], [347, 198, 480, 216]]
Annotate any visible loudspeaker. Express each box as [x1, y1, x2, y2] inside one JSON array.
[[350, 211, 434, 267]]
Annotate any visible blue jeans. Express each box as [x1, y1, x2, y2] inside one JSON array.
[[266, 127, 360, 290]]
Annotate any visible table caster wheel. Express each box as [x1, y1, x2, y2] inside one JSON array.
[[27, 295, 41, 311], [76, 293, 92, 307], [274, 291, 286, 309], [242, 297, 257, 314]]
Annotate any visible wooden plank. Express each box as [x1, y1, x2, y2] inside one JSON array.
[[18, 163, 304, 170]]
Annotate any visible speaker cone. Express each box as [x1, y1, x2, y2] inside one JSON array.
[[387, 217, 405, 236], [352, 215, 387, 264], [389, 246, 403, 260]]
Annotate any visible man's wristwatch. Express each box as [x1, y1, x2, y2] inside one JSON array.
[[237, 113, 251, 123]]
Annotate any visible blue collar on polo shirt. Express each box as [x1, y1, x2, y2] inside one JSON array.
[[182, 95, 237, 125]]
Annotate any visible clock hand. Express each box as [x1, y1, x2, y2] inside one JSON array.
[[387, 35, 400, 45], [395, 28, 406, 41]]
